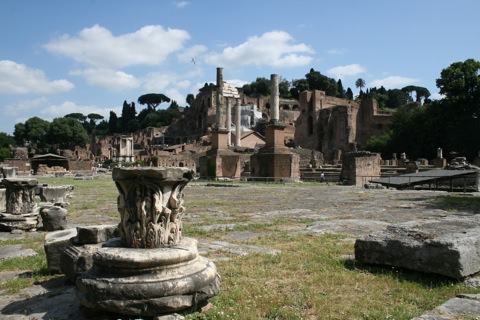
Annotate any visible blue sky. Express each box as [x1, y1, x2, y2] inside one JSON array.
[[1, 0, 479, 135]]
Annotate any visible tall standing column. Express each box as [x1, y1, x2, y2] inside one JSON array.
[[235, 98, 241, 146], [270, 74, 279, 123], [226, 98, 231, 146], [216, 67, 225, 129]]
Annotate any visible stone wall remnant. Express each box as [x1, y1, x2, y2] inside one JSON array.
[[339, 151, 381, 186], [294, 91, 392, 163]]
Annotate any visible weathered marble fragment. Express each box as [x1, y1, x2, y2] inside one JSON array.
[[355, 218, 480, 279]]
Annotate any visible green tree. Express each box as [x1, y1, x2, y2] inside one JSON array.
[[305, 68, 337, 96], [108, 111, 118, 133], [186, 93, 195, 106], [434, 59, 480, 159], [346, 87, 354, 100], [290, 79, 309, 100], [87, 113, 104, 125], [65, 113, 87, 123], [138, 93, 171, 111], [336, 79, 346, 98], [364, 131, 394, 158], [121, 101, 137, 132], [242, 84, 252, 96], [250, 77, 270, 96], [0, 132, 15, 161], [14, 117, 50, 150], [436, 58, 480, 101], [386, 89, 410, 108], [48, 117, 89, 150], [355, 78, 366, 95], [126, 119, 141, 132], [401, 85, 431, 104], [13, 123, 26, 145], [279, 77, 291, 98]]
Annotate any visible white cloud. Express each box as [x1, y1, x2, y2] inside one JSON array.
[[5, 97, 49, 117], [40, 101, 120, 120], [44, 24, 190, 69], [0, 60, 74, 94], [327, 64, 365, 79], [142, 72, 192, 105], [204, 30, 314, 68], [369, 76, 419, 89], [178, 44, 208, 64], [429, 92, 444, 100], [226, 79, 248, 88], [173, 1, 190, 8], [70, 68, 141, 90], [327, 48, 347, 55], [4, 98, 119, 126]]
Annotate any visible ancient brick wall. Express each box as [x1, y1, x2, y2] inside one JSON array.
[[68, 160, 93, 172], [3, 159, 29, 174], [295, 90, 392, 163]]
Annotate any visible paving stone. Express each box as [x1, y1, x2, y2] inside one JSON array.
[[0, 244, 37, 261]]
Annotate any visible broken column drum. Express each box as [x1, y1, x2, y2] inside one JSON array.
[[76, 167, 220, 317], [0, 178, 39, 231]]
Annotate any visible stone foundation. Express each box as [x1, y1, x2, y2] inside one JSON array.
[[76, 237, 220, 316]]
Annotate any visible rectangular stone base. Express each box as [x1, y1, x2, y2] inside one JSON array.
[[354, 219, 480, 279]]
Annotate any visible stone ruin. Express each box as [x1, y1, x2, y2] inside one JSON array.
[[69, 167, 221, 317], [355, 219, 480, 279], [0, 165, 73, 232], [250, 74, 300, 182], [339, 151, 381, 186], [0, 177, 39, 231], [199, 67, 242, 179]]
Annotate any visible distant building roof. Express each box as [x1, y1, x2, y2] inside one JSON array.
[[31, 153, 67, 160]]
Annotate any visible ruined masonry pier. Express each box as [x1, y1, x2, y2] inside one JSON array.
[[0, 178, 39, 231]]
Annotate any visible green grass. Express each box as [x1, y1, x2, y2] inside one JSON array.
[[0, 246, 60, 295], [428, 194, 480, 213], [186, 233, 476, 320], [1, 177, 479, 319]]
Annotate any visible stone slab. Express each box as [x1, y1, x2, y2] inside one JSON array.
[[0, 189, 5, 212], [71, 224, 118, 245], [39, 185, 73, 202], [0, 244, 37, 261], [412, 294, 480, 319], [44, 228, 78, 273], [355, 218, 480, 279], [40, 206, 68, 231]]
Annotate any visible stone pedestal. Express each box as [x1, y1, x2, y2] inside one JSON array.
[[1, 166, 17, 179], [199, 149, 241, 179], [0, 178, 39, 231], [76, 167, 220, 317], [77, 237, 220, 316], [339, 151, 381, 186], [433, 157, 447, 168], [200, 130, 241, 179], [39, 185, 73, 203], [250, 124, 300, 182]]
